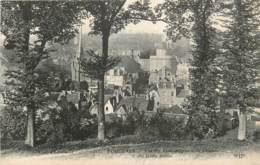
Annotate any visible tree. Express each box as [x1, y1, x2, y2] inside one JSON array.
[[1, 1, 84, 147], [157, 0, 221, 137], [81, 0, 156, 141], [133, 71, 149, 95], [220, 0, 260, 140]]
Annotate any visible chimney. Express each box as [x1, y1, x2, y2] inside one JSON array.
[[115, 89, 120, 104]]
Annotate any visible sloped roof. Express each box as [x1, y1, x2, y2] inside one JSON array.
[[159, 66, 174, 74], [156, 57, 178, 75], [176, 79, 188, 86], [117, 56, 143, 73], [104, 95, 116, 104], [116, 96, 148, 112], [176, 88, 186, 98], [104, 88, 114, 95], [159, 105, 185, 114]]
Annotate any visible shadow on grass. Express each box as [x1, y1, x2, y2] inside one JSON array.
[[1, 134, 256, 158]]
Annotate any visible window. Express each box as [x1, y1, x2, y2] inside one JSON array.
[[163, 83, 166, 88], [171, 91, 174, 96], [120, 69, 124, 76], [114, 69, 117, 76], [105, 107, 108, 112]]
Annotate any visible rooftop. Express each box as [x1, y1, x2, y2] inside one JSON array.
[[116, 96, 148, 112], [116, 56, 143, 73]]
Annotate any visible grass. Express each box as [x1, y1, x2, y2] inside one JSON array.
[[1, 128, 260, 158]]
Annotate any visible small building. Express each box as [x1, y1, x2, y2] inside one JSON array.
[[115, 96, 148, 119], [149, 48, 178, 73], [89, 96, 117, 115], [105, 56, 142, 88]]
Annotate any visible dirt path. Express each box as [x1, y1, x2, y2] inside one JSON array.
[[1, 143, 260, 165], [1, 151, 260, 165]]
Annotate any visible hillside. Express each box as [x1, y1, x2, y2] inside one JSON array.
[[82, 33, 163, 52]]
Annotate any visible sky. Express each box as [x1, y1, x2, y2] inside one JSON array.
[[0, 0, 166, 46], [82, 20, 166, 34], [82, 0, 166, 34]]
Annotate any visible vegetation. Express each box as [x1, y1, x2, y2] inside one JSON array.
[[157, 0, 221, 138], [219, 0, 260, 140], [1, 1, 84, 147], [0, 0, 259, 154], [80, 0, 157, 141]]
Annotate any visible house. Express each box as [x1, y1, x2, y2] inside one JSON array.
[[150, 66, 176, 107], [105, 56, 143, 90], [148, 65, 190, 107], [89, 96, 117, 116], [115, 96, 148, 119], [149, 48, 178, 73], [149, 66, 176, 84]]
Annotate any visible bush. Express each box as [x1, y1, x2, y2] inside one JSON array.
[[185, 112, 213, 140], [0, 107, 27, 142], [185, 110, 234, 140], [35, 105, 66, 145], [126, 112, 187, 140], [78, 117, 98, 139], [36, 99, 81, 145]]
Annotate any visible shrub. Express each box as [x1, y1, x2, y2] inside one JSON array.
[[78, 117, 98, 139], [35, 105, 66, 145], [185, 112, 212, 139], [131, 112, 187, 140], [0, 107, 27, 142], [36, 99, 82, 144], [185, 110, 234, 140]]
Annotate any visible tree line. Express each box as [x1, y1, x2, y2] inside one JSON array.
[[1, 0, 259, 147]]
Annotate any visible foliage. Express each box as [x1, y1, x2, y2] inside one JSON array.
[[133, 72, 149, 94], [35, 95, 88, 144], [0, 107, 27, 141], [158, 0, 222, 138], [80, 50, 120, 80], [219, 0, 260, 111], [124, 111, 187, 140], [1, 1, 83, 107], [78, 117, 98, 139], [81, 0, 157, 140], [35, 106, 66, 145], [1, 1, 84, 146]]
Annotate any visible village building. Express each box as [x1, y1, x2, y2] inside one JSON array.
[[105, 56, 143, 95], [141, 38, 191, 108], [89, 96, 117, 116], [115, 96, 148, 119]]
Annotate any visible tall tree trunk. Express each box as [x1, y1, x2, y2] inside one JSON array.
[[97, 31, 109, 141], [98, 78, 105, 140], [238, 109, 247, 141], [25, 105, 35, 147], [21, 2, 35, 147]]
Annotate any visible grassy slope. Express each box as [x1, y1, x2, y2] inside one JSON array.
[[1, 128, 260, 157]]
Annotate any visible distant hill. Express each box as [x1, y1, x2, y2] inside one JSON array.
[[82, 33, 163, 52], [0, 33, 192, 74], [81, 33, 191, 60]]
